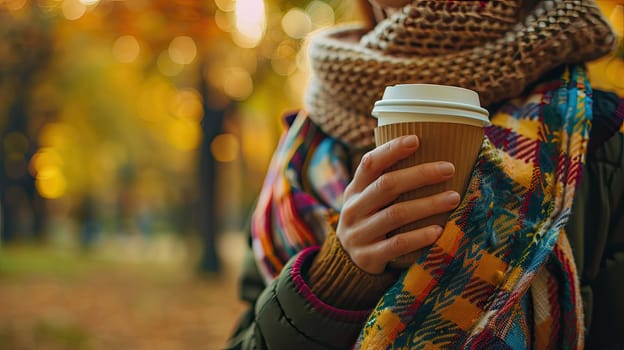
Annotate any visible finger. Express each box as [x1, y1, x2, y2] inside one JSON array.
[[375, 225, 443, 270], [357, 225, 443, 274], [359, 190, 461, 241], [353, 161, 455, 216], [347, 135, 419, 195]]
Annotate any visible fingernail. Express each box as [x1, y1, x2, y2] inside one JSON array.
[[437, 162, 455, 176], [446, 191, 460, 205], [401, 135, 418, 148]]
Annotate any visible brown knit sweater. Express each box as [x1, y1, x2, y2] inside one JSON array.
[[307, 228, 399, 310]]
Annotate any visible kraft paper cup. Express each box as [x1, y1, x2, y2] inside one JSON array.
[[372, 84, 489, 269]]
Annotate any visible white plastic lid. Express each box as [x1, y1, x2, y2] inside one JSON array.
[[372, 84, 490, 127]]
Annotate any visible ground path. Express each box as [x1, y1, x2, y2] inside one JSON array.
[[0, 233, 248, 350]]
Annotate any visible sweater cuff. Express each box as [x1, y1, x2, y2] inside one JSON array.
[[307, 229, 399, 310]]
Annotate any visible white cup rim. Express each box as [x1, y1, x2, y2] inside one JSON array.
[[374, 99, 488, 115], [372, 84, 490, 126]]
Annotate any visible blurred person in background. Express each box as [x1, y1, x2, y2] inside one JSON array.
[[227, 0, 623, 349]]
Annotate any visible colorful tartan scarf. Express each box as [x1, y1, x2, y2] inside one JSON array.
[[251, 65, 592, 349], [251, 111, 348, 281]]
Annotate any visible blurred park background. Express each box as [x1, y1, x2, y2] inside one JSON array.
[[0, 0, 622, 349]]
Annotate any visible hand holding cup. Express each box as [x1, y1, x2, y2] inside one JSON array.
[[336, 135, 462, 274]]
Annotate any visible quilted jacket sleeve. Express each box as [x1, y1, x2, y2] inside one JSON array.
[[224, 246, 370, 350]]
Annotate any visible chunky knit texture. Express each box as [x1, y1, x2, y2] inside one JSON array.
[[304, 0, 616, 148]]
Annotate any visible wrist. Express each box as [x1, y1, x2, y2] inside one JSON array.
[[306, 229, 399, 310]]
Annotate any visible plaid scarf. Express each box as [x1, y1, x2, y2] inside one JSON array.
[[251, 65, 592, 349], [251, 111, 347, 281]]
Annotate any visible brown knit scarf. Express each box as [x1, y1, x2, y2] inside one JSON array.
[[304, 0, 616, 149]]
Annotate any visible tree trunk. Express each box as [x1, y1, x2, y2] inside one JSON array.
[[196, 66, 228, 274]]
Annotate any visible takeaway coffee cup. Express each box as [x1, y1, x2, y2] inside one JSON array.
[[372, 84, 489, 268]]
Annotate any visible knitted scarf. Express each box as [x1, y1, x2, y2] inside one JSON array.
[[251, 65, 591, 348], [303, 0, 615, 149]]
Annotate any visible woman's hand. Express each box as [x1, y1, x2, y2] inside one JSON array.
[[337, 135, 460, 274]]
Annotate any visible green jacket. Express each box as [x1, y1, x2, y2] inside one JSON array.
[[566, 90, 624, 348], [225, 90, 624, 350]]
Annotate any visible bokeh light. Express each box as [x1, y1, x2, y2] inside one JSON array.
[[215, 0, 235, 12], [112, 35, 140, 63], [215, 9, 233, 32], [32, 148, 68, 199], [271, 40, 297, 76], [168, 36, 197, 65], [210, 133, 239, 163], [171, 89, 204, 122], [281, 8, 312, 39], [233, 0, 266, 48], [29, 148, 64, 176], [306, 1, 335, 29], [35, 166, 67, 199], [222, 67, 253, 100], [62, 0, 86, 20]]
